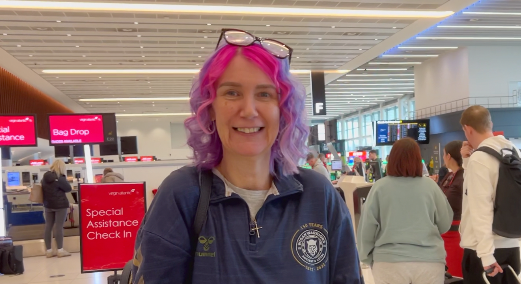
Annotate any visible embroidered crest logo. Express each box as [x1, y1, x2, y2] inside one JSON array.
[[291, 223, 328, 272], [307, 239, 318, 256]]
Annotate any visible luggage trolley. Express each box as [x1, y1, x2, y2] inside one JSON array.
[[483, 265, 521, 284]]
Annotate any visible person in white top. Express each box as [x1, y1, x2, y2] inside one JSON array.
[[306, 153, 330, 181], [459, 105, 521, 284]]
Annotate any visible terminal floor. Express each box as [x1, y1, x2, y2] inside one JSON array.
[[1, 253, 376, 284]]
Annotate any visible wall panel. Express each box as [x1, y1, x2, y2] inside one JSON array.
[[0, 67, 73, 139]]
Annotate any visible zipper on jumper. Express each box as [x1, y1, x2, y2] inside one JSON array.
[[249, 218, 257, 246]]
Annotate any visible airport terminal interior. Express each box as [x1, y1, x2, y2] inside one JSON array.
[[1, 0, 521, 283]]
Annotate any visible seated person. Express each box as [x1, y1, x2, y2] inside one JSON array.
[[101, 168, 124, 183]]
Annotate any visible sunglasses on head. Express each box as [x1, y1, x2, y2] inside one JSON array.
[[215, 29, 293, 64]]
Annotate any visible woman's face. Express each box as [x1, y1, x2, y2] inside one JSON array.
[[211, 53, 280, 160], [443, 149, 450, 166]]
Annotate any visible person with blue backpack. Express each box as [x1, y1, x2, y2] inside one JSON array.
[[459, 105, 521, 284]]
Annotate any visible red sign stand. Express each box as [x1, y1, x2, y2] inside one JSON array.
[[79, 183, 146, 273]]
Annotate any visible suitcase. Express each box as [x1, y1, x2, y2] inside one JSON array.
[[483, 265, 521, 284], [0, 245, 24, 274]]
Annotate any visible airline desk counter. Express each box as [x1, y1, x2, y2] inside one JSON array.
[[337, 176, 370, 232]]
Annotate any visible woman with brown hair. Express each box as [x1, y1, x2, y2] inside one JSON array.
[[357, 138, 453, 284], [439, 140, 465, 277]]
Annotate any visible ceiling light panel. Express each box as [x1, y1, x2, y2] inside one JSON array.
[[381, 55, 438, 58], [0, 0, 448, 118], [398, 46, 458, 49], [0, 1, 454, 18], [368, 62, 422, 65], [462, 11, 521, 16], [417, 36, 521, 40], [437, 25, 521, 29]]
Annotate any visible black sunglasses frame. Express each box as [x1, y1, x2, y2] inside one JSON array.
[[215, 28, 293, 64]]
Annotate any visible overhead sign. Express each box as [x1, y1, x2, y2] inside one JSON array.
[[311, 71, 326, 116], [79, 183, 146, 273], [140, 156, 153, 162], [30, 159, 46, 166], [124, 156, 138, 162], [48, 113, 118, 146], [74, 157, 86, 164], [91, 158, 102, 164], [0, 115, 37, 147], [49, 114, 104, 145]]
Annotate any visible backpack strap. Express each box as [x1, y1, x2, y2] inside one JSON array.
[[187, 169, 213, 284], [193, 170, 213, 238], [476, 146, 503, 161]]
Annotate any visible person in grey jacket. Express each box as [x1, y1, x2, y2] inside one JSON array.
[[306, 153, 330, 181], [42, 159, 72, 258], [357, 138, 453, 284], [101, 168, 124, 183]]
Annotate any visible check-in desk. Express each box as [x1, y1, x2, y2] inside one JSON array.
[[337, 176, 372, 233]]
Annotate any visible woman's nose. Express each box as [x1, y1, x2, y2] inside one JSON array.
[[239, 94, 258, 119]]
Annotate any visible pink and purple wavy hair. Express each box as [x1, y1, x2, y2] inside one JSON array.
[[184, 44, 309, 176]]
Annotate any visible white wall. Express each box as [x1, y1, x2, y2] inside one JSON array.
[[468, 46, 521, 101], [414, 47, 470, 111], [114, 117, 191, 161]]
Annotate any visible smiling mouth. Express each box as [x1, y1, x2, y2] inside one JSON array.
[[233, 127, 264, 134]]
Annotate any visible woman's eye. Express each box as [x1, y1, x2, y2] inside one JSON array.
[[258, 92, 272, 98], [225, 90, 239, 97]]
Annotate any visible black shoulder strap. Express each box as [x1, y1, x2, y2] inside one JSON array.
[[476, 146, 503, 161], [193, 170, 213, 238], [188, 170, 213, 284]]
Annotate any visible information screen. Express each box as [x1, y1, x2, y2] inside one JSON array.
[[7, 172, 21, 187], [0, 115, 37, 147], [331, 160, 342, 171], [79, 183, 146, 273], [49, 114, 104, 145], [375, 119, 430, 146]]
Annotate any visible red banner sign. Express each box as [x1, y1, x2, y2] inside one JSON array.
[[30, 159, 46, 166], [0, 115, 37, 147], [140, 156, 153, 162], [79, 183, 146, 273], [91, 158, 102, 164], [124, 156, 138, 162], [349, 151, 367, 162], [74, 157, 85, 164], [49, 114, 105, 145]]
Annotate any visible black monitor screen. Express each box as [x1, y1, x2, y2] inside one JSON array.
[[120, 136, 138, 155], [22, 172, 31, 183], [1, 147, 11, 160], [54, 145, 70, 157], [100, 142, 118, 156], [375, 119, 430, 146], [73, 144, 93, 157]]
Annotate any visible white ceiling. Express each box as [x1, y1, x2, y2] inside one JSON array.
[[0, 0, 498, 123], [324, 0, 521, 118]]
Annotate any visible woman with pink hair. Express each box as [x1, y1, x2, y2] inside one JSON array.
[[132, 29, 362, 284]]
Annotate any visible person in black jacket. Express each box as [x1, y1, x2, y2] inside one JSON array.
[[42, 160, 72, 258]]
